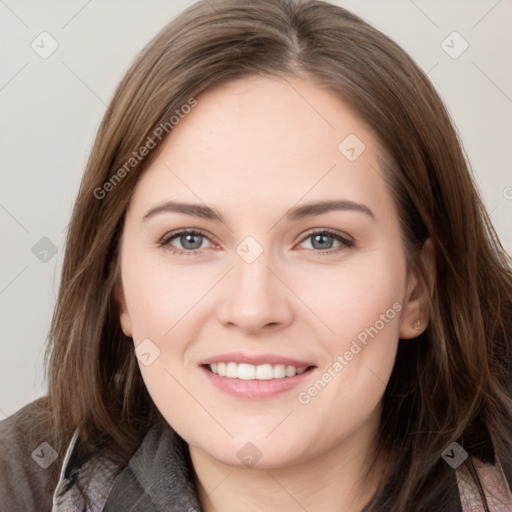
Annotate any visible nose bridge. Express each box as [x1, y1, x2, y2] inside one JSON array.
[[216, 238, 294, 331]]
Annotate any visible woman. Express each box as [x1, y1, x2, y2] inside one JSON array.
[[1, 0, 511, 510]]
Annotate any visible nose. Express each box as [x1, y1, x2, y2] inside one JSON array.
[[215, 249, 295, 334]]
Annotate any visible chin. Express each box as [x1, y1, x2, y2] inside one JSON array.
[[200, 437, 309, 471]]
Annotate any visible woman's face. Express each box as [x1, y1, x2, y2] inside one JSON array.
[[117, 76, 425, 469]]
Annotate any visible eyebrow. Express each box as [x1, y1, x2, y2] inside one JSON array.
[[142, 199, 375, 223]]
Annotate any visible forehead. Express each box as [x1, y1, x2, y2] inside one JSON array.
[[170, 75, 372, 165], [127, 76, 395, 224]]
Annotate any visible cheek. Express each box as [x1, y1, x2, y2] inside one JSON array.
[[121, 252, 209, 341], [293, 251, 405, 340], [293, 252, 405, 406], [120, 252, 215, 406], [120, 255, 202, 422]]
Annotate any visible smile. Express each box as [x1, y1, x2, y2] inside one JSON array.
[[200, 364, 316, 399], [208, 362, 309, 380]]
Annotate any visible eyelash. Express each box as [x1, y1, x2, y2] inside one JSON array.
[[159, 228, 355, 256]]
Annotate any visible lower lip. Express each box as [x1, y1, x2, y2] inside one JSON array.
[[200, 365, 316, 399]]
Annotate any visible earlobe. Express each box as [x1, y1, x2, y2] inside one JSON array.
[[119, 308, 133, 338], [110, 260, 133, 338], [399, 274, 427, 339], [117, 289, 132, 338], [117, 286, 133, 337], [399, 238, 436, 339]]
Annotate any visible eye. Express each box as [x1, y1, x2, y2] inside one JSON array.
[[297, 229, 355, 254], [160, 229, 215, 255], [159, 228, 355, 256]]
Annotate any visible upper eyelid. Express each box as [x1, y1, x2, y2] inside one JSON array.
[[160, 228, 215, 243], [301, 227, 354, 243]]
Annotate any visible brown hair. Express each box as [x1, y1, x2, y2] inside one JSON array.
[[44, 0, 512, 509]]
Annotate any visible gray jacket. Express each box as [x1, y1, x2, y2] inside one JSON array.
[[1, 397, 512, 511], [0, 398, 200, 511]]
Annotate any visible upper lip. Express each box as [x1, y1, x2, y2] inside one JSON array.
[[200, 352, 316, 368]]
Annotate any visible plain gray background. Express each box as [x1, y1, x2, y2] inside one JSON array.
[[1, 0, 511, 419]]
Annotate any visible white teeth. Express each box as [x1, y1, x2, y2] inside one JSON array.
[[273, 364, 286, 378], [238, 363, 256, 380], [226, 362, 238, 378], [208, 362, 309, 379], [285, 365, 296, 377], [256, 364, 273, 380]]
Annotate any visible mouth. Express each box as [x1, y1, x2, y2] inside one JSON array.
[[199, 362, 317, 399], [203, 362, 313, 380]]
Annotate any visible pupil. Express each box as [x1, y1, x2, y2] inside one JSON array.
[[182, 234, 201, 249], [312, 234, 333, 250]]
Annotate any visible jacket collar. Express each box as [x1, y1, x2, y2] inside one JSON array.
[[52, 428, 119, 511], [52, 419, 201, 512], [102, 419, 201, 512]]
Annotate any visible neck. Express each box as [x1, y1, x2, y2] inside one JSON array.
[[189, 417, 387, 512]]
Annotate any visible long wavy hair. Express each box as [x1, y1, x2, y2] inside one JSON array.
[[43, 0, 512, 510]]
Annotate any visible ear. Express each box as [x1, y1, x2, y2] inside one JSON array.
[[399, 238, 435, 339], [110, 260, 133, 338]]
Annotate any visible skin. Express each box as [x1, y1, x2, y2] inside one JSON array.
[[116, 76, 433, 512]]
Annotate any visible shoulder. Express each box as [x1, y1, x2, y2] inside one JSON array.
[[0, 396, 65, 512], [455, 455, 512, 511]]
